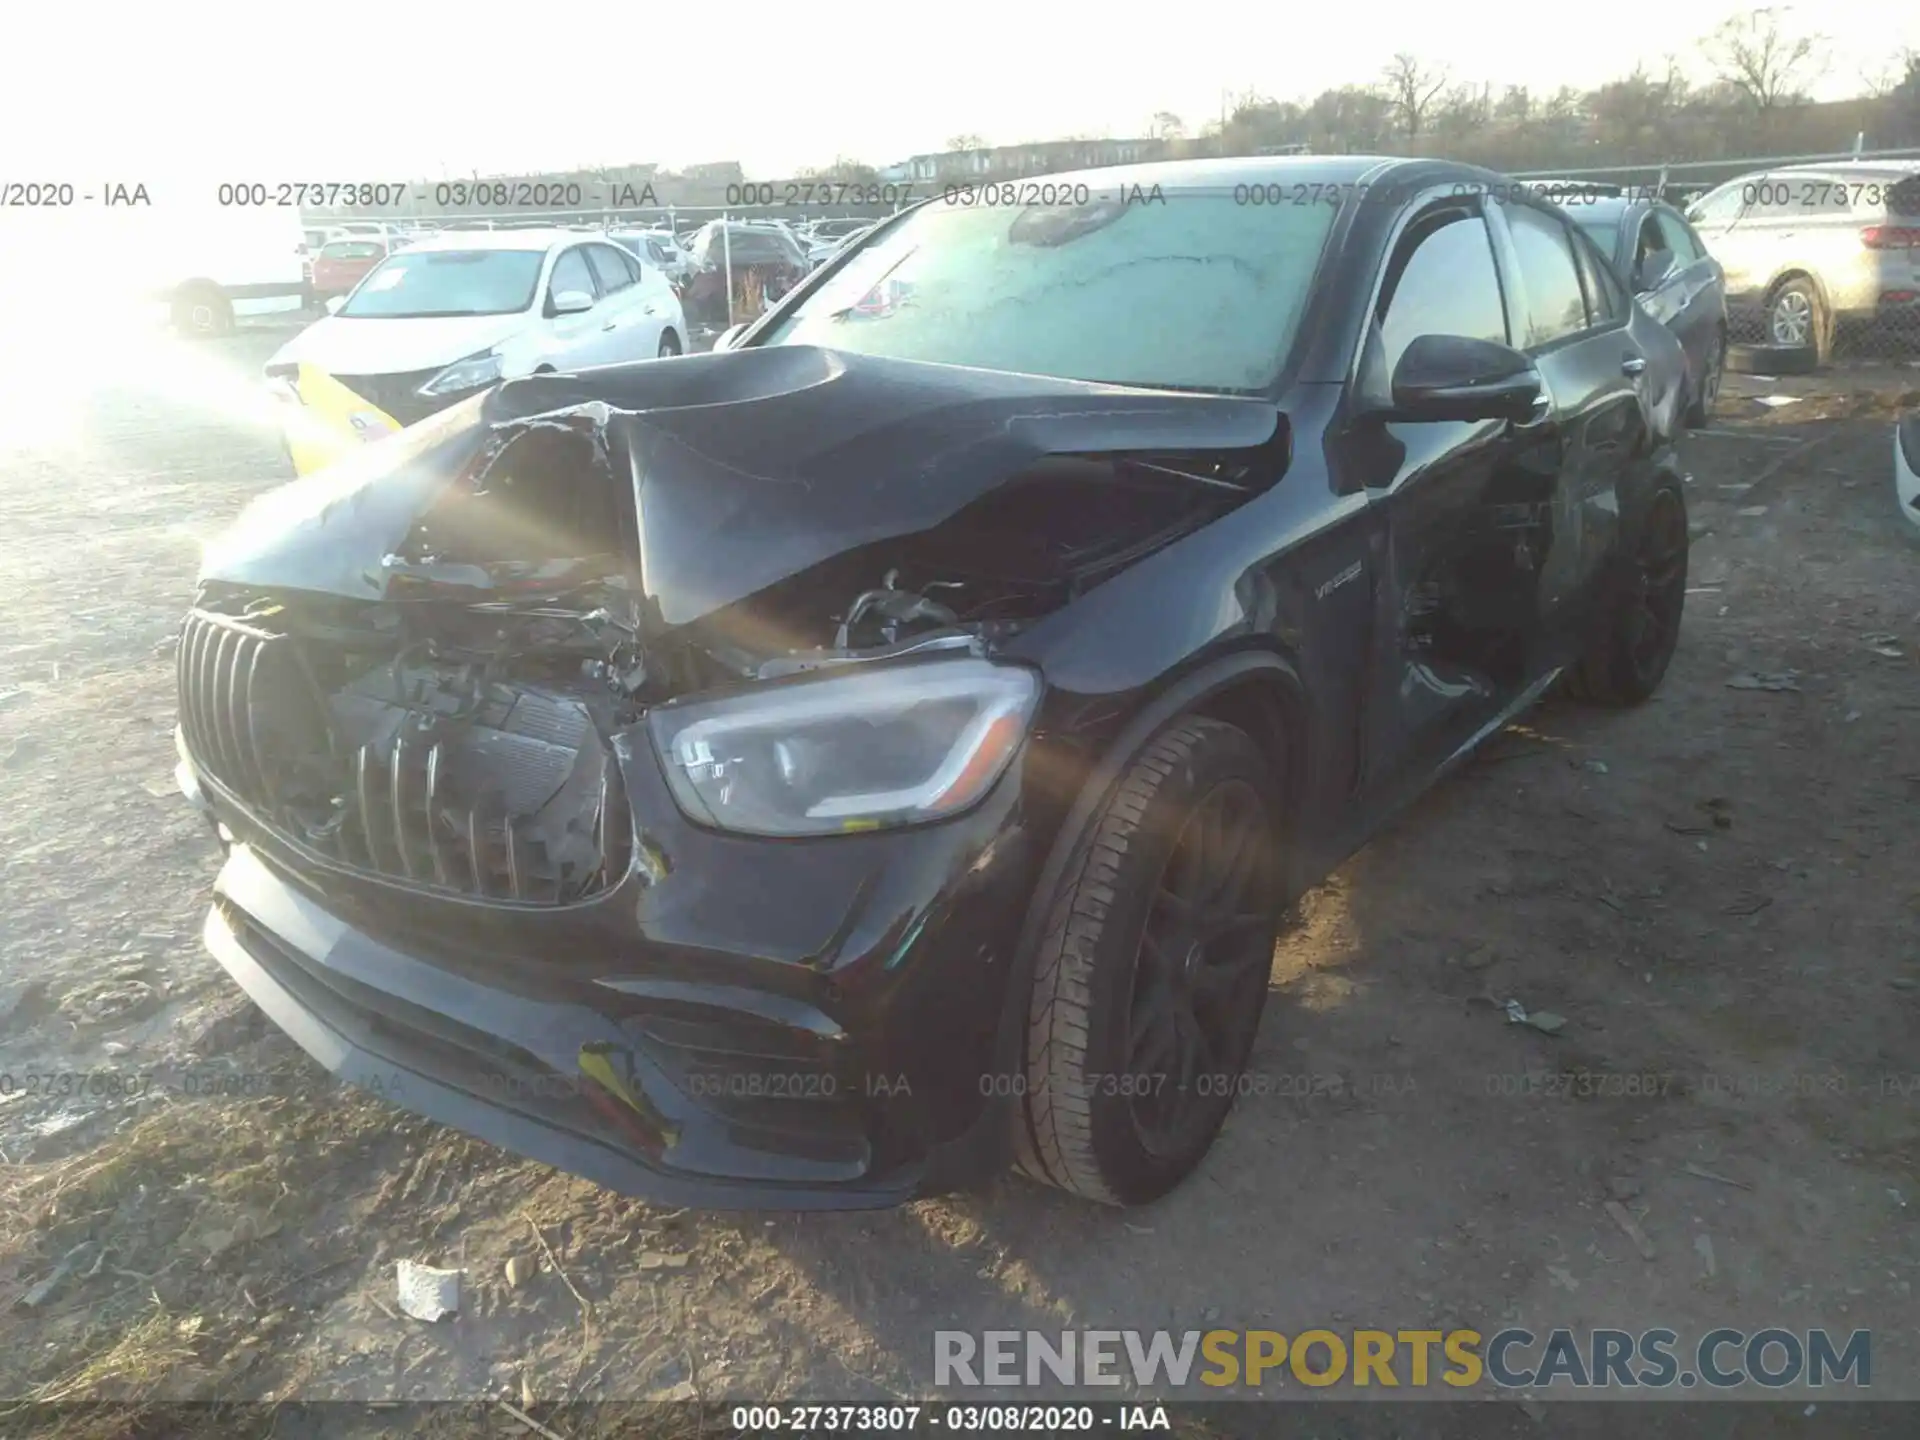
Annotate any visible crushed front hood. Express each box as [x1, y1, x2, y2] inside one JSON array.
[[202, 345, 1281, 628]]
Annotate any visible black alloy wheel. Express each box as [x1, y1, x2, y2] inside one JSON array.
[[1016, 716, 1284, 1205], [1564, 476, 1689, 706], [1124, 778, 1277, 1159]]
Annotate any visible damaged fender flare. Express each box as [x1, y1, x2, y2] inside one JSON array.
[[942, 649, 1308, 1190]]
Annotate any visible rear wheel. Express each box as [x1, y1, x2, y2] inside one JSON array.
[[1685, 332, 1725, 428], [1016, 717, 1283, 1206], [1766, 276, 1830, 365], [658, 330, 682, 358], [1564, 476, 1689, 706]]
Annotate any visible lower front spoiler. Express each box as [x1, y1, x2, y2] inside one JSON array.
[[201, 849, 933, 1212]]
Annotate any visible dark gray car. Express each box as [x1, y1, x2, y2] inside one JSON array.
[[1568, 197, 1727, 427]]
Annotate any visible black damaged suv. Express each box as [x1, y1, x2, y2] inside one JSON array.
[[175, 157, 1690, 1208]]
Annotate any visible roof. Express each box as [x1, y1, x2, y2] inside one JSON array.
[[1766, 160, 1920, 178], [907, 154, 1501, 197], [398, 227, 585, 254]]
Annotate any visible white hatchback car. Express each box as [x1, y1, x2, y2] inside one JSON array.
[[265, 228, 687, 430]]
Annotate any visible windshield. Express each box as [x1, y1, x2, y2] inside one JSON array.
[[755, 190, 1338, 393], [340, 249, 544, 318]]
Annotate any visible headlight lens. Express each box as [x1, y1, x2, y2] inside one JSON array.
[[648, 658, 1038, 837], [418, 349, 503, 397]]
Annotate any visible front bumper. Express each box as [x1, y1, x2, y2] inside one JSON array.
[[180, 732, 1044, 1209]]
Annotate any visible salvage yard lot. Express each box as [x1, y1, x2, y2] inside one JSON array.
[[1, 320, 1917, 1428]]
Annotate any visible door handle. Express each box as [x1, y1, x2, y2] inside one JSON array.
[[1511, 392, 1553, 431], [1621, 356, 1647, 376], [601, 321, 617, 331]]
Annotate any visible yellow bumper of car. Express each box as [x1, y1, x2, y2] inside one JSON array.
[[277, 363, 403, 477]]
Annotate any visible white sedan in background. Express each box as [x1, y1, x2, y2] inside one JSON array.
[[265, 228, 687, 457]]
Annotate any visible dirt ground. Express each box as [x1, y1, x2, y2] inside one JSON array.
[[1, 316, 1917, 1429]]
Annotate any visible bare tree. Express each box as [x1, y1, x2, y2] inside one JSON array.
[[1495, 85, 1534, 126], [945, 133, 987, 152], [1862, 46, 1918, 99], [1381, 53, 1450, 139], [1702, 8, 1827, 112], [1433, 83, 1493, 140]]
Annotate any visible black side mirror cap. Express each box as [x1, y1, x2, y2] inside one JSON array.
[[1377, 334, 1543, 424]]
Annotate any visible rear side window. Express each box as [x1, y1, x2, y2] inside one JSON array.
[[1570, 229, 1623, 322], [1504, 204, 1590, 348], [1376, 208, 1510, 376]]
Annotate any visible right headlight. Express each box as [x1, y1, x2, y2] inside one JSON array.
[[647, 658, 1039, 837]]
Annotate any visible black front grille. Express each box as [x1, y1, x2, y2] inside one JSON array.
[[332, 369, 456, 428], [178, 609, 630, 906]]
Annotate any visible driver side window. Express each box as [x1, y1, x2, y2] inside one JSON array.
[[1377, 208, 1511, 380], [548, 248, 596, 310]]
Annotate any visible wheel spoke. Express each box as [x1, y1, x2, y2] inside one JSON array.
[[1173, 1002, 1210, 1089]]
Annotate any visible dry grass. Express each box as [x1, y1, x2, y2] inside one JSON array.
[[0, 1073, 399, 1410]]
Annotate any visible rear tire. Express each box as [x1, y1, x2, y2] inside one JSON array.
[[1685, 333, 1725, 428], [172, 283, 233, 338], [1564, 475, 1689, 707], [1015, 717, 1283, 1206], [1727, 340, 1818, 376], [1765, 276, 1830, 366], [658, 330, 682, 358]]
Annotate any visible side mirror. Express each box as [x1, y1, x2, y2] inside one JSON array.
[[1635, 248, 1676, 293], [324, 295, 346, 315], [1384, 334, 1543, 424], [551, 289, 595, 315], [712, 323, 748, 353]]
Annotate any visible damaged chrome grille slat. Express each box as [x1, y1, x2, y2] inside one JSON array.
[[237, 638, 276, 805], [504, 816, 523, 901], [466, 809, 489, 897], [177, 608, 631, 907], [389, 734, 417, 880], [424, 744, 453, 885]]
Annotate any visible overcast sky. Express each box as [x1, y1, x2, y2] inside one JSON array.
[[3, 1, 1909, 185]]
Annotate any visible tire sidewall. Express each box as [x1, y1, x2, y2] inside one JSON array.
[[1607, 475, 1690, 698], [1073, 725, 1281, 1203], [1768, 277, 1828, 361]]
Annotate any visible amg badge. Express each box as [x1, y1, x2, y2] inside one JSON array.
[[1316, 560, 1363, 600]]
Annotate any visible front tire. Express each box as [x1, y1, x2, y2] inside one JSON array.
[[1016, 717, 1283, 1206], [1564, 475, 1689, 706]]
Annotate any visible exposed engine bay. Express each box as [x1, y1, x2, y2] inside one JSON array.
[[184, 348, 1284, 903]]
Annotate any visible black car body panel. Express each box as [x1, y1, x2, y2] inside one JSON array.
[[178, 156, 1690, 1208]]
